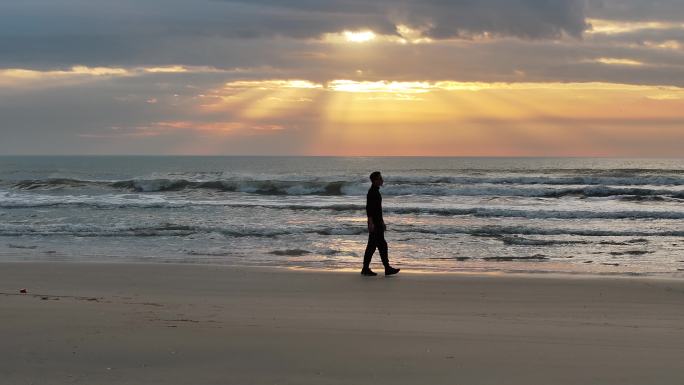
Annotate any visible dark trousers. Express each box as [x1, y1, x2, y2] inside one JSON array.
[[363, 229, 389, 269]]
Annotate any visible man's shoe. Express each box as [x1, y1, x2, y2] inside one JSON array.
[[385, 267, 400, 276], [361, 269, 378, 276]]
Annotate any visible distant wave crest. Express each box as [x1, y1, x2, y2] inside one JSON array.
[[4, 176, 684, 198], [1, 193, 683, 220]]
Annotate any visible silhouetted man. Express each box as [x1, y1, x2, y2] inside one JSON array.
[[362, 171, 400, 276]]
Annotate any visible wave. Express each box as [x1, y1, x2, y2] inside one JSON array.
[[500, 236, 589, 246], [386, 207, 684, 220], [5, 176, 684, 198], [0, 223, 364, 238], [0, 223, 323, 238], [11, 178, 99, 190], [389, 175, 684, 186], [1, 222, 681, 238], [377, 168, 684, 176], [405, 225, 684, 238], [382, 185, 684, 199], [2, 194, 683, 220], [8, 178, 354, 195]]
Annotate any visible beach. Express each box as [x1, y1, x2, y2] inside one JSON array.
[[2, 262, 683, 385]]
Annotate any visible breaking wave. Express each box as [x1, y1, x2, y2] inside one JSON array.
[[4, 177, 684, 198], [8, 178, 354, 195], [1, 193, 683, 220]]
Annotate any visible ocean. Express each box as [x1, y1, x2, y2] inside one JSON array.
[[1, 156, 683, 276]]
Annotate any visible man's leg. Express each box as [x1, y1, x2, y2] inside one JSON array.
[[376, 230, 390, 268], [377, 230, 400, 275], [363, 232, 377, 270]]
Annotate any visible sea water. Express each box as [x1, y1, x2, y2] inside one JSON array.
[[1, 156, 683, 276]]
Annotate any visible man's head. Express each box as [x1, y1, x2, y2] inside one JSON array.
[[369, 171, 383, 187]]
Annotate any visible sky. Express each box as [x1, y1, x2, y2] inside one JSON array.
[[0, 0, 683, 156]]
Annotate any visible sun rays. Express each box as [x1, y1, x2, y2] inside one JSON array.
[[158, 78, 684, 156], [3, 65, 679, 156]]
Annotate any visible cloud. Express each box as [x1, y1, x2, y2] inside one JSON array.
[[588, 19, 684, 35], [0, 65, 248, 89], [0, 0, 589, 68], [152, 120, 286, 134], [1, 0, 679, 89], [1, 0, 590, 41], [588, 0, 684, 22], [593, 57, 645, 66], [220, 0, 590, 39], [0, 66, 131, 88]]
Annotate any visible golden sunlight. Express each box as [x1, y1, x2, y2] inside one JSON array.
[[143, 66, 189, 73], [594, 58, 645, 66], [343, 30, 376, 43], [588, 19, 684, 34], [328, 80, 432, 93], [191, 79, 684, 156], [224, 80, 323, 90], [0, 66, 130, 87], [0, 65, 236, 88], [322, 28, 431, 45]]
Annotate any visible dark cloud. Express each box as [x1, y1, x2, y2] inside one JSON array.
[[0, 0, 589, 68], [2, 0, 589, 41], [219, 0, 590, 39], [588, 0, 684, 22]]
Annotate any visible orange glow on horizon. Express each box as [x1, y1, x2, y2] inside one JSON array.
[[184, 79, 684, 156]]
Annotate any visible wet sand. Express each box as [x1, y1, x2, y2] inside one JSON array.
[[1, 262, 683, 385]]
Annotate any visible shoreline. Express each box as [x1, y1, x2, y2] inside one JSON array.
[[3, 258, 684, 280]]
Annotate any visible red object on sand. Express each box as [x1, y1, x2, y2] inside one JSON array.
[[20, 288, 27, 294]]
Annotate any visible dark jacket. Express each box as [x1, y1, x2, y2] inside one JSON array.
[[366, 185, 384, 226]]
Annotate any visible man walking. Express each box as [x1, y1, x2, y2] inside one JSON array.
[[362, 171, 400, 276]]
